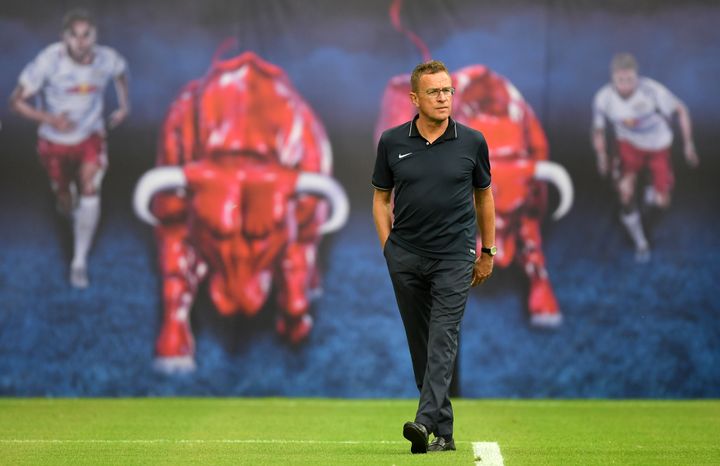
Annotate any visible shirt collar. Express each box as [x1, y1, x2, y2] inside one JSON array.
[[408, 114, 458, 142]]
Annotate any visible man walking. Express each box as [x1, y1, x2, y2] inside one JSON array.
[[372, 60, 495, 453]]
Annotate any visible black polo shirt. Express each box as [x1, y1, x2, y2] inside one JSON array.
[[372, 115, 491, 262]]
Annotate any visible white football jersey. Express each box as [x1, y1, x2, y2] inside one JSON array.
[[18, 42, 127, 145], [592, 77, 679, 151]]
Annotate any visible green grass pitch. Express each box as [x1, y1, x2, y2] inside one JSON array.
[[1, 398, 718, 465]]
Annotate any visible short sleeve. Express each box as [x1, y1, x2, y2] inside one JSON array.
[[371, 135, 393, 190], [99, 46, 127, 78], [592, 89, 607, 130], [472, 135, 491, 189], [18, 48, 54, 96], [113, 53, 127, 77], [648, 79, 679, 119]]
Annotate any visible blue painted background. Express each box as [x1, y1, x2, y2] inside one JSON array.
[[0, 0, 718, 397]]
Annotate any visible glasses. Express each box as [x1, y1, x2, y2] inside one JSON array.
[[423, 87, 455, 98]]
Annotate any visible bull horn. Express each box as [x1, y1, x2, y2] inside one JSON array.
[[133, 166, 187, 225], [534, 161, 574, 220], [295, 173, 350, 234]]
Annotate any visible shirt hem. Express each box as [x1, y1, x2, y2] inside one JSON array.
[[389, 236, 476, 263]]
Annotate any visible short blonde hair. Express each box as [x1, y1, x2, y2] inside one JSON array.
[[410, 60, 450, 92], [610, 53, 638, 73]]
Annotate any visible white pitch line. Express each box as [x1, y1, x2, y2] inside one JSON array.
[[0, 439, 406, 445], [473, 442, 504, 466], [3, 437, 504, 464]]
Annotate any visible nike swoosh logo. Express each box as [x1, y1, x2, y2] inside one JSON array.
[[398, 152, 412, 159]]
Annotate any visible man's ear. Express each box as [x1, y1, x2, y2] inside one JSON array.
[[409, 92, 419, 108]]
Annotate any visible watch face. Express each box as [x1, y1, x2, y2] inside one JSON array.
[[482, 246, 497, 256]]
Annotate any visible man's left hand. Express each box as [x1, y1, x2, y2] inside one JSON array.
[[471, 254, 493, 287], [108, 107, 128, 129]]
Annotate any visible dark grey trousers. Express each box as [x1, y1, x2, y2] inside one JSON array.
[[384, 239, 474, 438]]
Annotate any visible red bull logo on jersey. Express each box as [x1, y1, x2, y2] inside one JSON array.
[[67, 83, 99, 94], [622, 118, 639, 128]]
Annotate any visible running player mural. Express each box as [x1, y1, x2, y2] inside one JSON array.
[[591, 53, 700, 263], [375, 0, 573, 327], [133, 44, 349, 373], [9, 9, 130, 289]]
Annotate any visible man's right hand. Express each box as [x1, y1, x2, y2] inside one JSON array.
[[46, 112, 75, 132]]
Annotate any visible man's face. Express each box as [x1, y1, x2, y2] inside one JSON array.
[[411, 71, 454, 123], [63, 20, 97, 64], [611, 68, 638, 99]]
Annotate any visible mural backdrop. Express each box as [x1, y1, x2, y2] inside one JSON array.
[[1, 0, 718, 397]]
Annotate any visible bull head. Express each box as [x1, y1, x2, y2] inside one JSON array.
[[491, 160, 573, 220], [134, 164, 349, 234]]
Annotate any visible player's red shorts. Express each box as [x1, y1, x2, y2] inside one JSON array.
[[37, 134, 106, 191], [617, 140, 673, 194]]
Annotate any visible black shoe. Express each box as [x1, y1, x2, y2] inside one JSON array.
[[428, 436, 456, 452], [402, 421, 428, 454]]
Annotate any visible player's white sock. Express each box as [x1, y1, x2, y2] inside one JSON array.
[[620, 210, 649, 251], [644, 186, 659, 206], [71, 195, 100, 269]]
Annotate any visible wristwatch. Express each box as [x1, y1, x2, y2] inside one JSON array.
[[481, 246, 497, 256]]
